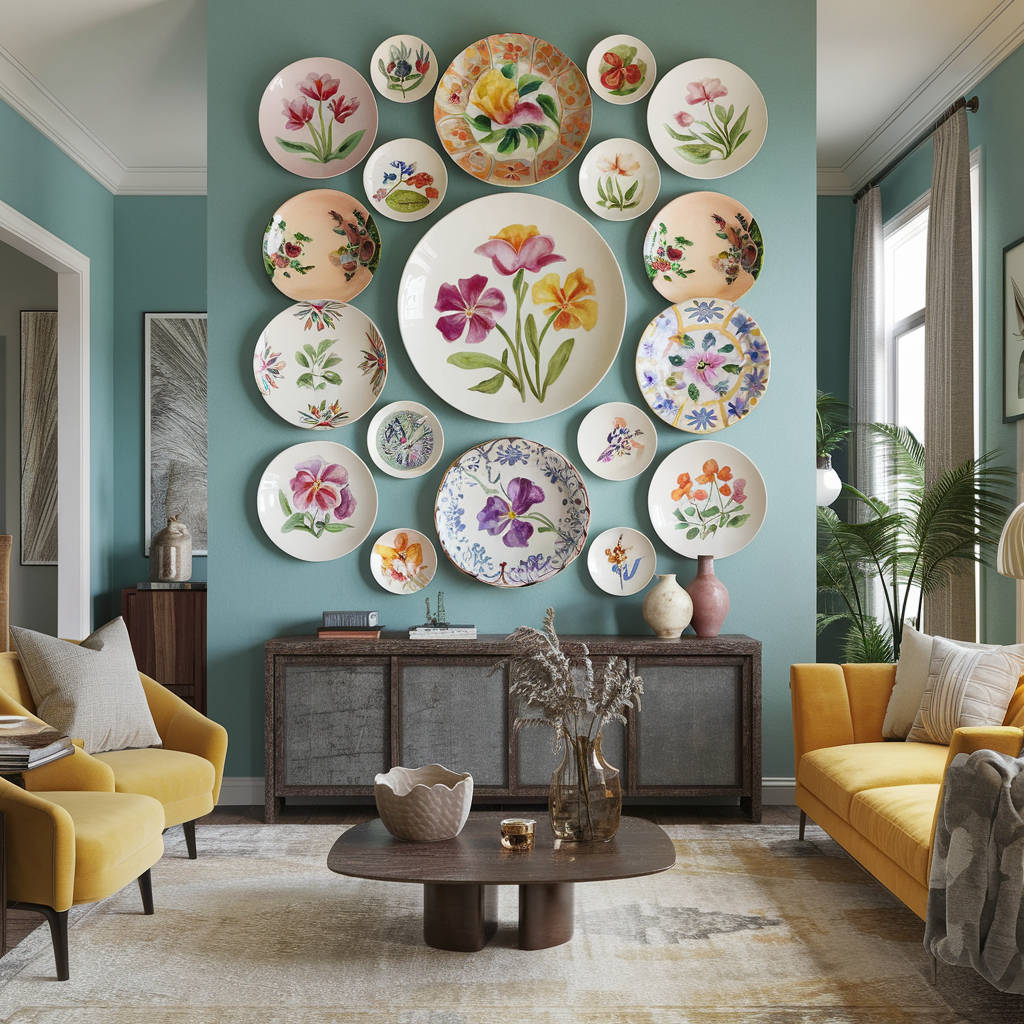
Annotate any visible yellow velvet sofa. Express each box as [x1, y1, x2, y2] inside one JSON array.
[[791, 662, 1024, 919]]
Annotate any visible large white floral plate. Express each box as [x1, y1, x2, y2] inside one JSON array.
[[366, 400, 444, 479], [263, 189, 381, 303], [253, 301, 386, 428], [578, 138, 660, 223], [435, 437, 589, 588], [370, 35, 438, 103], [587, 527, 656, 596], [398, 193, 626, 424], [636, 299, 769, 434], [362, 138, 447, 222], [369, 528, 437, 594], [576, 402, 657, 481], [647, 58, 767, 179], [256, 441, 377, 561], [433, 33, 591, 187], [647, 440, 766, 558], [258, 58, 377, 178], [644, 192, 763, 303], [585, 35, 656, 106]]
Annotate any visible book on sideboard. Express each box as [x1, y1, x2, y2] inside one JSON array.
[[317, 627, 384, 639], [408, 625, 477, 640], [322, 610, 378, 629]]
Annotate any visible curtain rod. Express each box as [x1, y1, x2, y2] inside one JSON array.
[[852, 95, 979, 204]]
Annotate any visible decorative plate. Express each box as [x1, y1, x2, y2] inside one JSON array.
[[258, 58, 377, 178], [636, 299, 769, 434], [397, 193, 626, 424], [433, 33, 591, 188], [646, 58, 767, 179], [256, 441, 377, 561], [647, 440, 766, 558], [434, 437, 589, 588], [362, 138, 447, 222], [253, 301, 387, 429], [577, 138, 660, 223], [587, 527, 656, 596], [263, 190, 381, 302], [366, 400, 444, 479], [586, 35, 656, 105], [370, 35, 438, 102], [643, 192, 763, 303], [576, 402, 657, 481], [369, 528, 438, 594]]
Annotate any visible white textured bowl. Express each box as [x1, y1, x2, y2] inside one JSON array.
[[373, 764, 473, 842]]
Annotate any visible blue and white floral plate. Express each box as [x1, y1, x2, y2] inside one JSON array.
[[587, 527, 656, 596], [635, 298, 770, 433], [434, 437, 589, 587], [366, 400, 444, 479]]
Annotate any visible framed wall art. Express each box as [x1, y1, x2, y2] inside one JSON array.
[[1004, 235, 1024, 422]]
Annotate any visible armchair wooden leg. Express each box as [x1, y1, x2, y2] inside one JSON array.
[[9, 902, 69, 980], [799, 810, 806, 841], [137, 869, 154, 915], [183, 819, 197, 860]]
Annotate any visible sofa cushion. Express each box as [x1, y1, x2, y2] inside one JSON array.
[[797, 741, 949, 820], [92, 747, 215, 809], [849, 784, 940, 885]]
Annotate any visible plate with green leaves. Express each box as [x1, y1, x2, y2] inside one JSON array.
[[578, 138, 660, 223], [363, 139, 447, 223]]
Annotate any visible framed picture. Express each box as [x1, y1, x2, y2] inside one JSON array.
[[145, 313, 208, 555], [1003, 236, 1024, 422]]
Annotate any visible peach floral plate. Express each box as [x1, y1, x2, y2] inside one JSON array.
[[262, 189, 381, 303], [433, 33, 592, 187], [369, 527, 437, 594]]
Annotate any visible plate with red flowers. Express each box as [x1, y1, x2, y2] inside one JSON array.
[[433, 33, 591, 187], [434, 437, 589, 588], [363, 139, 447, 222], [258, 58, 377, 178], [256, 441, 377, 561], [369, 528, 437, 594], [586, 35, 656, 106], [370, 35, 438, 103], [647, 440, 766, 558]]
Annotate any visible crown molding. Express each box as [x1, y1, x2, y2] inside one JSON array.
[[117, 168, 207, 196], [818, 0, 1024, 196]]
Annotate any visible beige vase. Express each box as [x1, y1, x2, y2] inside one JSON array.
[[642, 574, 693, 639]]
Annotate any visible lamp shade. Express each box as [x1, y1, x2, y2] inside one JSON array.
[[997, 501, 1024, 579]]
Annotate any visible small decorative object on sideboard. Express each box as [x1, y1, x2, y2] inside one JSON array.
[[373, 764, 473, 842], [685, 555, 730, 637], [408, 592, 477, 639], [500, 817, 536, 850], [505, 609, 641, 842], [642, 574, 693, 639], [149, 516, 192, 582]]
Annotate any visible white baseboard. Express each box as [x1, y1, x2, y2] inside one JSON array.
[[761, 777, 797, 805]]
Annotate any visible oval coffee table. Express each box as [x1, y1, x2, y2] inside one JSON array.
[[327, 810, 676, 951]]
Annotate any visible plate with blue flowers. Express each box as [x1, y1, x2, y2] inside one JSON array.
[[363, 139, 447, 223], [635, 298, 769, 434], [434, 437, 589, 587]]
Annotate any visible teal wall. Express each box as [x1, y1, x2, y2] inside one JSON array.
[[816, 196, 855, 405], [208, 0, 818, 779], [112, 196, 208, 591]]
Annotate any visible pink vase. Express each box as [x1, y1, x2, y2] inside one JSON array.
[[685, 556, 730, 637]]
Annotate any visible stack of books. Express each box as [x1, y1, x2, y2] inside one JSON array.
[[408, 623, 477, 640], [0, 719, 74, 773], [318, 610, 383, 640]]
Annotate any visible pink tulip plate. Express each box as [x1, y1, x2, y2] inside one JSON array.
[[258, 57, 377, 178], [433, 33, 591, 187], [586, 35, 656, 106], [369, 528, 438, 595]]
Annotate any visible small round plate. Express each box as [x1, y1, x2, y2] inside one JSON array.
[[256, 441, 377, 561], [258, 57, 377, 178], [366, 400, 444, 479], [263, 190, 381, 303], [647, 58, 767, 178], [644, 191, 763, 303], [586, 35, 656, 105], [370, 528, 438, 594], [0, 716, 28, 728], [587, 527, 656, 596], [576, 402, 657, 481], [648, 440, 766, 558], [363, 139, 447, 222], [371, 35, 439, 102], [253, 301, 386, 429], [578, 138, 660, 222], [636, 299, 769, 433]]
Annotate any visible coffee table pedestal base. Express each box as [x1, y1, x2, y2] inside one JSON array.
[[519, 882, 574, 949]]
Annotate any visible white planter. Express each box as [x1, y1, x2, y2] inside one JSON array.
[[373, 764, 473, 842]]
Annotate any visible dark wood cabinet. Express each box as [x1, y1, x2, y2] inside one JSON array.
[[265, 634, 761, 823], [121, 588, 206, 713]]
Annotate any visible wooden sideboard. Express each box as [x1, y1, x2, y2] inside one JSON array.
[[264, 633, 761, 823]]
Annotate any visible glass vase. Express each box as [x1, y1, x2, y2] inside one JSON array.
[[549, 724, 622, 843]]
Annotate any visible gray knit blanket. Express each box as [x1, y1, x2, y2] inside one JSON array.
[[925, 749, 1024, 991]]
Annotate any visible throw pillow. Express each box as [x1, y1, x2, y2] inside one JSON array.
[[882, 625, 994, 739], [10, 617, 162, 754], [906, 636, 1024, 745]]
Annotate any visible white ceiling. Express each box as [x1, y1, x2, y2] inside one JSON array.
[[0, 0, 1022, 196]]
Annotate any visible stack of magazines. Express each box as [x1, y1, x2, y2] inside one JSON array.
[[0, 718, 74, 773], [408, 623, 477, 640]]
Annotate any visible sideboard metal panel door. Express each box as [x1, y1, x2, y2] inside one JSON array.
[[281, 658, 390, 787]]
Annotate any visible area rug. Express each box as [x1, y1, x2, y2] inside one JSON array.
[[1, 823, 1022, 1023]]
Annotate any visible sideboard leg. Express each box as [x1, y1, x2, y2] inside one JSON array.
[[518, 882, 574, 949], [423, 883, 497, 951]]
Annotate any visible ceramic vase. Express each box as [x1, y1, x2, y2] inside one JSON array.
[[549, 714, 621, 843], [150, 516, 193, 582], [685, 555, 730, 637], [642, 573, 693, 639]]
